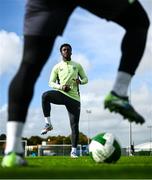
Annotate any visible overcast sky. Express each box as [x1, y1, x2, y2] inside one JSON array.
[[0, 0, 152, 147]]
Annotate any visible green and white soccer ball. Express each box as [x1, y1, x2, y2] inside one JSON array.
[[89, 132, 121, 163]]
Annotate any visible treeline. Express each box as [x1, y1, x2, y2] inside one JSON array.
[[0, 132, 90, 145]]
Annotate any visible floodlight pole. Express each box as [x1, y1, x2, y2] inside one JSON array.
[[147, 125, 152, 155], [62, 138, 65, 156], [129, 122, 133, 155], [86, 109, 92, 145], [129, 83, 133, 156]]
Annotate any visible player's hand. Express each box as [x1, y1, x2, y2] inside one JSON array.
[[76, 78, 81, 85], [62, 85, 71, 92]]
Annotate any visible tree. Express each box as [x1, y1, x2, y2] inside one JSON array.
[[17, 132, 89, 145], [78, 132, 88, 145], [28, 136, 42, 145]]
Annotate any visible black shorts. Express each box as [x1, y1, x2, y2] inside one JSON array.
[[24, 0, 136, 36]]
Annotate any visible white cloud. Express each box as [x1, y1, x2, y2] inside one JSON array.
[[27, 79, 152, 146], [138, 24, 152, 73], [0, 78, 151, 147], [140, 0, 152, 17], [131, 84, 152, 120], [65, 8, 123, 66], [0, 104, 7, 134], [138, 0, 152, 74], [73, 53, 92, 72], [23, 105, 72, 137], [65, 1, 152, 74], [0, 30, 22, 75], [80, 78, 152, 146], [0, 0, 151, 148], [81, 78, 113, 96]]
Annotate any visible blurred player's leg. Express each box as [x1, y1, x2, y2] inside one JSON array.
[[79, 0, 149, 123], [66, 100, 80, 158], [2, 0, 75, 167], [2, 36, 54, 167], [104, 1, 150, 124]]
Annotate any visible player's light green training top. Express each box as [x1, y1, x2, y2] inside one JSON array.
[[49, 60, 88, 102]]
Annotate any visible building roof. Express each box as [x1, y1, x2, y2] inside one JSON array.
[[134, 142, 152, 151]]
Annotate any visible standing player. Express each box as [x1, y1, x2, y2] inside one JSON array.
[[2, 0, 149, 167], [41, 43, 88, 158]]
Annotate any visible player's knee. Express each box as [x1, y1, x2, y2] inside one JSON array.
[[138, 11, 150, 31], [42, 92, 49, 102], [143, 14, 150, 30], [117, 1, 150, 32], [127, 13, 149, 32]]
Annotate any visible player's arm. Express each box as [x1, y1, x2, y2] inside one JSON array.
[[77, 63, 88, 85], [48, 66, 62, 90], [49, 65, 71, 92]]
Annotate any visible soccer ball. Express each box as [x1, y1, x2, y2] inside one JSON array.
[[89, 132, 121, 163]]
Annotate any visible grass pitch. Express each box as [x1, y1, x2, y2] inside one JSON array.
[[0, 156, 152, 179]]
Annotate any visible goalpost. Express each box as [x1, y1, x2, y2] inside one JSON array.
[[38, 144, 82, 156], [0, 140, 28, 157], [0, 140, 84, 157]]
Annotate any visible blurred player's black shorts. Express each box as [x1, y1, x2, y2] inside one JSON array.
[[24, 0, 135, 36]]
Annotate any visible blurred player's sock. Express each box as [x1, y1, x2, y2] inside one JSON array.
[[112, 71, 132, 97], [5, 121, 24, 155], [45, 116, 51, 124]]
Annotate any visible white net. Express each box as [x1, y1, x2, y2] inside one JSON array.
[[0, 140, 28, 156], [38, 144, 82, 156]]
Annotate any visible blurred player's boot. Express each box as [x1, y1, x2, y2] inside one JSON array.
[[1, 152, 27, 167], [104, 91, 145, 124], [71, 152, 78, 158], [41, 123, 53, 135]]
